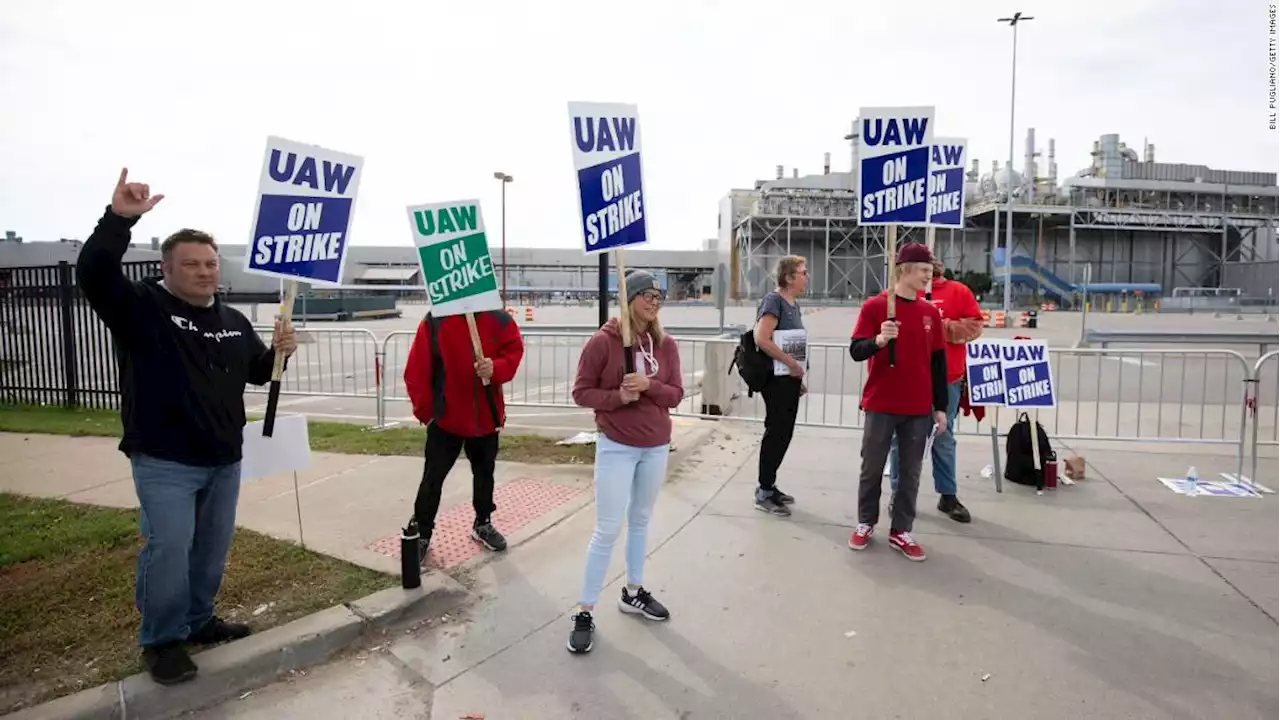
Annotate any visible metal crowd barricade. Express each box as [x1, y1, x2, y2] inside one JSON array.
[[292, 326, 1272, 484], [1249, 350, 1279, 484], [250, 326, 381, 402]]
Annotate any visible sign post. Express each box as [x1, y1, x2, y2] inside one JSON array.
[[407, 200, 504, 425], [925, 137, 968, 301], [857, 106, 935, 367], [244, 136, 363, 436], [569, 101, 649, 373]]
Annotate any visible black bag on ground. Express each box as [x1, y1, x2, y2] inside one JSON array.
[[728, 328, 770, 397], [1005, 412, 1053, 487]]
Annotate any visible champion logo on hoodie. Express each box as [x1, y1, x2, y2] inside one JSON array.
[[171, 315, 245, 343]]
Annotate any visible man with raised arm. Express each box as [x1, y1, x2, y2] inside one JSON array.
[[77, 169, 296, 686]]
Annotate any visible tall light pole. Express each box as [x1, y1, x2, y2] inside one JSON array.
[[493, 172, 513, 305], [998, 11, 1032, 314]]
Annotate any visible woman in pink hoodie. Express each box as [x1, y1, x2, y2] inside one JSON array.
[[567, 269, 684, 654]]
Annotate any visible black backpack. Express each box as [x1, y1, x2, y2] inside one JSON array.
[[728, 328, 770, 397], [1005, 412, 1054, 487]]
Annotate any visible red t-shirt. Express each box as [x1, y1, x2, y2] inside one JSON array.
[[878, 279, 983, 383], [852, 294, 945, 416]]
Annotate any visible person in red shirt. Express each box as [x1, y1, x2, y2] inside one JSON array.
[[404, 310, 524, 556], [847, 244, 948, 561], [887, 258, 985, 523]]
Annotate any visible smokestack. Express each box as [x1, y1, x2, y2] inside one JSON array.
[[823, 152, 831, 175], [1145, 143, 1155, 163], [151, 236, 160, 251], [1025, 127, 1037, 184], [776, 165, 784, 180], [969, 159, 980, 180], [1048, 139, 1057, 184], [792, 168, 798, 179]]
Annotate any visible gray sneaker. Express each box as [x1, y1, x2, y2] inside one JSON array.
[[754, 489, 791, 516]]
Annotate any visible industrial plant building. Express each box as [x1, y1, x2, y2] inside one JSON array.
[[718, 128, 1279, 304]]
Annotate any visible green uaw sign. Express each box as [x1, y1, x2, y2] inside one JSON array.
[[407, 200, 503, 317]]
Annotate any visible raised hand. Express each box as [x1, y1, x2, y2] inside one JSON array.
[[111, 168, 164, 218]]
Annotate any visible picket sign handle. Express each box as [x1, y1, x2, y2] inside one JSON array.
[[1030, 408, 1042, 470], [464, 312, 490, 387], [885, 225, 897, 367], [924, 226, 936, 301], [614, 249, 635, 376], [270, 281, 298, 382]]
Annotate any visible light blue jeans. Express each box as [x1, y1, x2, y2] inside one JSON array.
[[578, 434, 668, 608], [889, 380, 963, 496], [130, 454, 241, 647]]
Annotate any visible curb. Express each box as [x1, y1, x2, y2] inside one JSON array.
[[9, 572, 471, 720]]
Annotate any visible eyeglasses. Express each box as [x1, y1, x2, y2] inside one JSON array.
[[638, 291, 664, 304]]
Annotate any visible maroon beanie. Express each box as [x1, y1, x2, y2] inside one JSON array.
[[896, 243, 933, 265]]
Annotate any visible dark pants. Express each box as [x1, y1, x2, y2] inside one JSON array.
[[129, 454, 240, 648], [758, 375, 803, 491], [413, 423, 499, 532], [857, 412, 931, 532]]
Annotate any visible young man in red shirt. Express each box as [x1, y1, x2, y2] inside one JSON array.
[[887, 258, 985, 523], [404, 310, 524, 556], [847, 244, 948, 561]]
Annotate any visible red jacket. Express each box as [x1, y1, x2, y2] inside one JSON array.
[[880, 277, 983, 383], [404, 311, 524, 437]]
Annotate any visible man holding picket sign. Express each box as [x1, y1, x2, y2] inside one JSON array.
[[848, 243, 948, 561], [78, 169, 297, 685], [404, 200, 524, 557]]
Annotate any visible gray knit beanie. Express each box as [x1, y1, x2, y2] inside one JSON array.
[[624, 269, 661, 301]]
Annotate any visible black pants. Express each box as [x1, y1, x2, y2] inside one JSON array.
[[413, 423, 499, 532], [758, 375, 803, 491]]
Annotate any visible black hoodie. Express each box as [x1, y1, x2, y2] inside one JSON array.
[[77, 208, 277, 466]]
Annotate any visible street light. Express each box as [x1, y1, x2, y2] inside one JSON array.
[[998, 11, 1033, 314], [493, 172, 513, 305]]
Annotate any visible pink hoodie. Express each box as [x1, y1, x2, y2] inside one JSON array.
[[572, 318, 684, 448]]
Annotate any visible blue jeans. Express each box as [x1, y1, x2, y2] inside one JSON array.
[[578, 434, 668, 608], [889, 380, 963, 496], [130, 454, 241, 648]]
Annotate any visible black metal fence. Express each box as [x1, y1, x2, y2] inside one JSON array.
[[0, 260, 161, 409]]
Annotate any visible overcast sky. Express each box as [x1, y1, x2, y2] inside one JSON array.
[[2, 0, 1276, 252]]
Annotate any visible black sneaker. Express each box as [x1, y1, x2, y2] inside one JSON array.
[[618, 587, 670, 621], [754, 489, 791, 516], [471, 522, 508, 552], [773, 488, 796, 505], [188, 616, 252, 645], [938, 495, 972, 524], [142, 642, 198, 685], [567, 611, 595, 654]]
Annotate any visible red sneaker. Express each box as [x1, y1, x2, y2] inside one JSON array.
[[848, 523, 874, 551], [888, 531, 926, 561]]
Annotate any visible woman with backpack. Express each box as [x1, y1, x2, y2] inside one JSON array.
[[751, 255, 809, 517], [567, 270, 684, 654]]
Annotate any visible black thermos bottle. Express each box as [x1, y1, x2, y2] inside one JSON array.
[[401, 519, 421, 589]]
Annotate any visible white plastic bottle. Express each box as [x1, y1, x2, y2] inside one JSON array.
[[1182, 466, 1199, 496]]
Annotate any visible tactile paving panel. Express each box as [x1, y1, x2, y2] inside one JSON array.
[[368, 478, 586, 569]]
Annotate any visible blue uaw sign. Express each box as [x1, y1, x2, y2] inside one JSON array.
[[569, 102, 647, 255], [927, 137, 967, 228], [1001, 339, 1056, 408], [965, 339, 1007, 406], [857, 106, 934, 226], [964, 339, 1057, 408], [244, 136, 363, 285]]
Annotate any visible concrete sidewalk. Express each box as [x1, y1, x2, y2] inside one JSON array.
[[0, 427, 722, 576], [183, 424, 1278, 720]]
